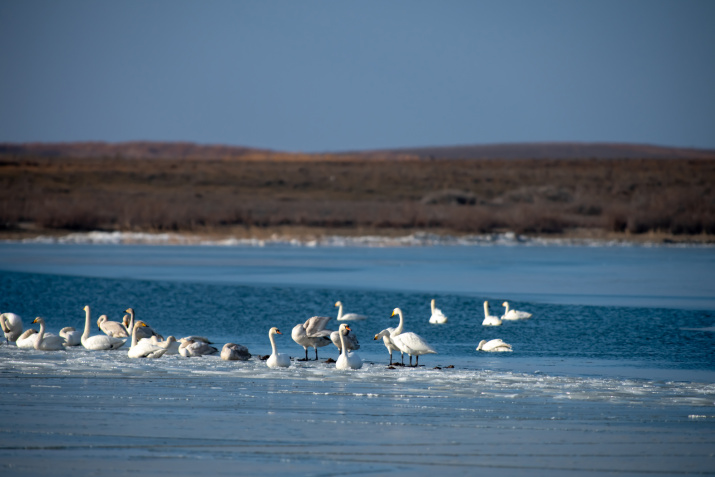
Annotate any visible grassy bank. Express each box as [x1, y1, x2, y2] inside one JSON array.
[[1, 152, 714, 243]]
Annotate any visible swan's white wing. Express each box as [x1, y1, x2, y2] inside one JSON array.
[[304, 316, 332, 336], [394, 332, 436, 355]]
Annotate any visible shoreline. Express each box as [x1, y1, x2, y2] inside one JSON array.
[[1, 225, 713, 247]]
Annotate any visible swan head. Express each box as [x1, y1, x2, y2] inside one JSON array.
[[335, 301, 343, 307], [476, 340, 487, 350], [339, 324, 352, 335], [83, 305, 90, 312], [133, 320, 148, 330], [269, 327, 282, 336], [431, 299, 435, 305], [32, 317, 44, 325], [125, 308, 134, 315], [374, 329, 389, 340], [122, 314, 131, 327], [391, 308, 402, 317], [97, 315, 107, 329], [502, 301, 509, 307]]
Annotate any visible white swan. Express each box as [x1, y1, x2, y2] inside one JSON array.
[[221, 343, 252, 361], [291, 316, 333, 360], [429, 299, 448, 324], [128, 322, 176, 358], [267, 327, 291, 368], [123, 308, 161, 340], [482, 301, 502, 326], [374, 328, 402, 365], [330, 326, 360, 353], [97, 315, 129, 337], [81, 305, 126, 350], [335, 301, 367, 321], [30, 317, 65, 351], [336, 324, 363, 370], [178, 338, 218, 357], [1, 312, 23, 343], [59, 327, 82, 346], [476, 339, 513, 352], [390, 308, 437, 366], [502, 301, 532, 320], [15, 329, 38, 349]]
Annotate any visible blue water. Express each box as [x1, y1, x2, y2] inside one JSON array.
[[1, 242, 714, 475]]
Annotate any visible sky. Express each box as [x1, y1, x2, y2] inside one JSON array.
[[1, 1, 714, 152]]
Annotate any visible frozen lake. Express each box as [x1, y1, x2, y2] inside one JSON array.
[[1, 240, 714, 475]]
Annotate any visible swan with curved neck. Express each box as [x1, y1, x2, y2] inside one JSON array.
[[97, 315, 129, 337], [336, 324, 363, 370], [477, 339, 512, 352], [128, 321, 174, 358], [123, 308, 160, 340], [390, 308, 437, 366], [31, 317, 65, 350], [374, 328, 402, 365], [15, 329, 38, 349], [501, 301, 532, 320], [267, 327, 290, 368], [60, 327, 82, 346], [335, 301, 367, 321], [429, 299, 448, 324], [1, 312, 23, 343], [482, 301, 502, 326], [81, 305, 127, 350], [330, 326, 359, 353]]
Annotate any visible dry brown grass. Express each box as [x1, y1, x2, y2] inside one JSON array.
[[1, 153, 714, 241]]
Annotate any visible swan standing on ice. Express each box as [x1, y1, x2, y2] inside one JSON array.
[[482, 301, 502, 326], [476, 339, 513, 352], [267, 327, 291, 368], [291, 316, 333, 360], [128, 321, 175, 358], [178, 339, 218, 357], [221, 343, 252, 361], [60, 327, 82, 346], [30, 317, 66, 351], [15, 329, 38, 349], [97, 315, 129, 337], [429, 299, 448, 324], [374, 328, 402, 365], [390, 308, 437, 366], [81, 305, 127, 350], [336, 324, 363, 370], [1, 312, 23, 343], [335, 301, 367, 321], [330, 326, 360, 353], [501, 301, 532, 320]]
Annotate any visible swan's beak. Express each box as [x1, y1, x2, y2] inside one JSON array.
[[345, 325, 352, 332], [276, 330, 282, 335], [32, 317, 39, 324], [373, 334, 379, 340]]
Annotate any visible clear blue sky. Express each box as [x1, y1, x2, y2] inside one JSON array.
[[1, 0, 714, 152]]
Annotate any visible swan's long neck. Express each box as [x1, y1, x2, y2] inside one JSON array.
[[131, 323, 140, 348], [339, 328, 347, 356], [82, 307, 91, 340], [35, 319, 45, 349], [483, 302, 489, 317], [269, 331, 277, 355], [337, 304, 343, 319], [431, 300, 436, 313], [127, 310, 134, 333], [394, 310, 404, 336]]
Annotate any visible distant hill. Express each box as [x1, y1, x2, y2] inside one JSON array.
[[1, 141, 713, 160]]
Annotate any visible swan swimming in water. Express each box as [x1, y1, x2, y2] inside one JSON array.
[[374, 328, 402, 365], [30, 317, 66, 351], [81, 305, 127, 351], [291, 316, 333, 360], [390, 308, 437, 366], [476, 339, 513, 352], [60, 327, 82, 346], [267, 327, 291, 368], [97, 315, 129, 337], [335, 301, 367, 321], [221, 343, 252, 361], [336, 324, 363, 370], [482, 301, 502, 326], [501, 301, 532, 320], [429, 299, 448, 324], [1, 312, 23, 343]]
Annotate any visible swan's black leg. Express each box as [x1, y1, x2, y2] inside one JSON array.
[[409, 355, 413, 367], [416, 356, 419, 367], [389, 352, 392, 365], [314, 348, 319, 360]]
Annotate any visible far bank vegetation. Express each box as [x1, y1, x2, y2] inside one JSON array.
[[1, 154, 713, 239]]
